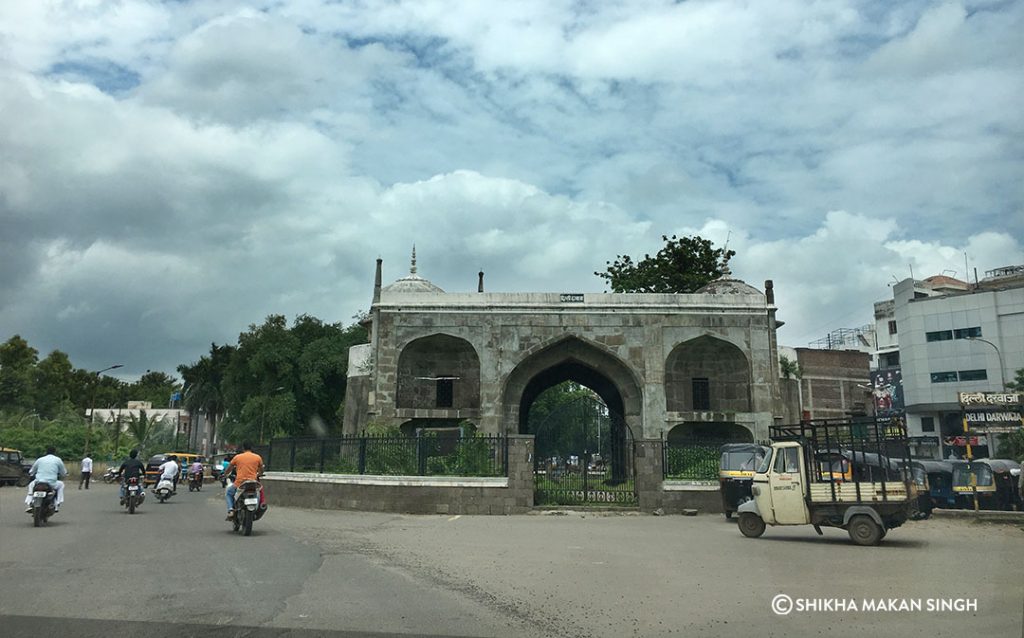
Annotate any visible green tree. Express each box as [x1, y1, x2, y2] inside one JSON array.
[[595, 234, 735, 293], [33, 350, 75, 419], [1005, 367, 1024, 392], [222, 314, 300, 442], [0, 335, 39, 412], [126, 370, 180, 408], [219, 314, 368, 445], [179, 343, 234, 451], [124, 410, 167, 454]]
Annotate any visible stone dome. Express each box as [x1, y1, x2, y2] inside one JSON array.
[[382, 273, 445, 294], [695, 277, 762, 296], [381, 246, 445, 294]]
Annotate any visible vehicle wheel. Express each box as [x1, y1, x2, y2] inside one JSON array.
[[724, 510, 733, 520], [17, 475, 31, 488], [243, 510, 253, 536], [33, 507, 42, 528], [848, 515, 882, 546], [738, 512, 765, 538], [129, 496, 136, 514]]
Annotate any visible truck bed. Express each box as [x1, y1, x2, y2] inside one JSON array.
[[809, 481, 912, 504]]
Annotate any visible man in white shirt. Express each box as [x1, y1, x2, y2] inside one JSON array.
[[25, 446, 68, 513], [79, 454, 93, 489], [158, 456, 179, 492]]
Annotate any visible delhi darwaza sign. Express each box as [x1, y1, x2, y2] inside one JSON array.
[[958, 392, 1024, 434]]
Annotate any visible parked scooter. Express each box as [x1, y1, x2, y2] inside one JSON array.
[[29, 481, 57, 527], [153, 477, 175, 503], [188, 471, 203, 492], [101, 467, 119, 483], [229, 480, 267, 536], [123, 477, 145, 513]]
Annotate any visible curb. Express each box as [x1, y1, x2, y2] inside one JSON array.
[[930, 508, 1024, 524]]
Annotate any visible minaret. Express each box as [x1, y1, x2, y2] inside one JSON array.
[[372, 257, 382, 303], [478, 270, 484, 293]]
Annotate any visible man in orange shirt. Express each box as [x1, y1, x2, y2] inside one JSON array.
[[224, 441, 264, 521]]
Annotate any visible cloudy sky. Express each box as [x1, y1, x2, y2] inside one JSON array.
[[1, 0, 1022, 380]]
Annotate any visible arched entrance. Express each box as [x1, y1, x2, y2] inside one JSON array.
[[502, 337, 642, 505]]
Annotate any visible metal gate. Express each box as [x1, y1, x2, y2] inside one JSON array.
[[531, 394, 636, 506]]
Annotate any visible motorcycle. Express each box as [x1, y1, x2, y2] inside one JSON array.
[[123, 477, 145, 513], [153, 477, 175, 503], [101, 467, 119, 483], [188, 471, 203, 492], [230, 480, 267, 537], [29, 481, 57, 527]]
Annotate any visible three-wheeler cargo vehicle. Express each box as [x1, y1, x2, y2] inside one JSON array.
[[737, 418, 918, 546]]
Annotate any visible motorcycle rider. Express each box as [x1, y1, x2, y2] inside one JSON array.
[[24, 445, 68, 514], [116, 449, 146, 504], [189, 459, 204, 486], [224, 442, 263, 521], [157, 455, 179, 493]]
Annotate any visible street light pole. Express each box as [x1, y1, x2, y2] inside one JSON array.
[[966, 336, 1006, 389], [86, 364, 124, 456], [965, 336, 1006, 458]]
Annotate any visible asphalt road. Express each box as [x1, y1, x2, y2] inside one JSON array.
[[1, 483, 1022, 638]]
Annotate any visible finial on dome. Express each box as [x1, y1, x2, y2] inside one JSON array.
[[410, 245, 417, 274]]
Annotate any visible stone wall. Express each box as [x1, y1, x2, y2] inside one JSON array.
[[634, 439, 723, 514], [262, 435, 534, 515]]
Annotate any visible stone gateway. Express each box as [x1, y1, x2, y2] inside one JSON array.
[[344, 252, 790, 445]]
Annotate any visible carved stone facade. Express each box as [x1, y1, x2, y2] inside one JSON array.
[[344, 258, 787, 442]]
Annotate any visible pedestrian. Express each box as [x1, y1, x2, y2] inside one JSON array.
[[79, 454, 93, 489]]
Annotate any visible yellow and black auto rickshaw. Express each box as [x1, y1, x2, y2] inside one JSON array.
[[718, 443, 770, 519], [952, 459, 1022, 511], [909, 459, 955, 516]]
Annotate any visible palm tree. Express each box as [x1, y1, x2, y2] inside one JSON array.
[[178, 344, 233, 453], [126, 410, 158, 453]]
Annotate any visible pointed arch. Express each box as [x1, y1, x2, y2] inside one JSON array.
[[397, 334, 480, 409], [665, 335, 752, 413], [501, 335, 642, 435]]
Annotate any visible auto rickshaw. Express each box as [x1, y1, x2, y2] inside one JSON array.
[[952, 459, 1023, 511], [0, 447, 32, 487], [909, 459, 955, 516], [718, 443, 770, 519], [144, 452, 204, 485], [814, 449, 905, 483]]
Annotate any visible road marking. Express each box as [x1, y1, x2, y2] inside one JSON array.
[[448, 515, 461, 522]]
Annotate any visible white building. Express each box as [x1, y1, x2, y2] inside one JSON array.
[[87, 401, 191, 449], [889, 267, 1024, 459]]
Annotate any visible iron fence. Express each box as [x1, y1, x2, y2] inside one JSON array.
[[267, 434, 508, 477], [663, 439, 733, 480]]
